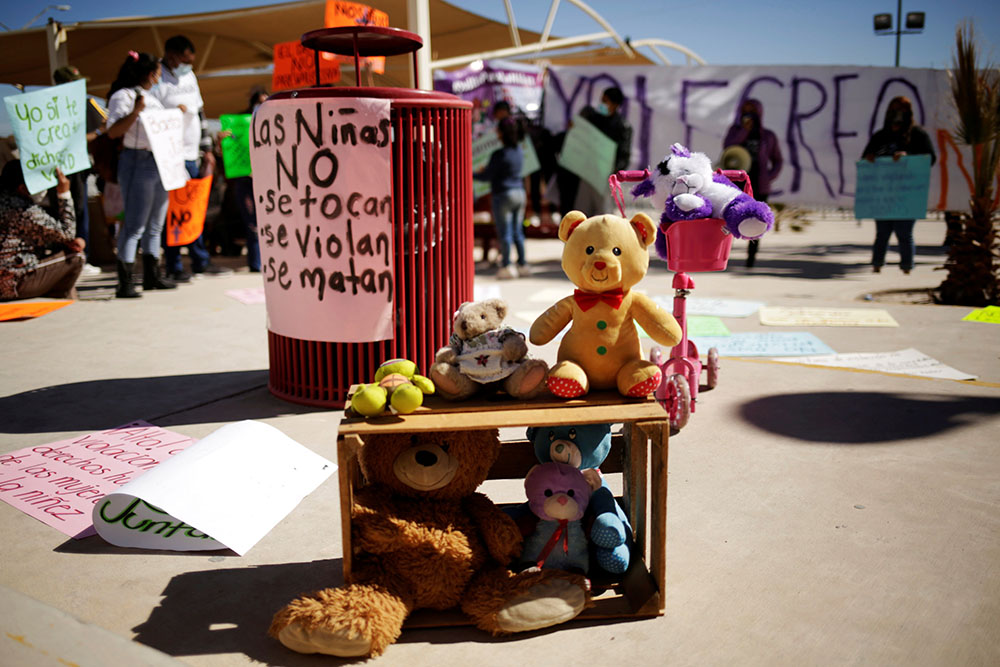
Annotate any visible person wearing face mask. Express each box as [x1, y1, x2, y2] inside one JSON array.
[[861, 96, 935, 274], [723, 98, 783, 268], [155, 35, 231, 281], [105, 50, 176, 298], [221, 87, 268, 272], [0, 161, 85, 300], [573, 86, 632, 215]]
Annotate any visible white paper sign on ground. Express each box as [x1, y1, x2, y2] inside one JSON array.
[[771, 348, 976, 381], [225, 287, 266, 305], [92, 420, 335, 555], [759, 306, 899, 327], [692, 332, 836, 357], [139, 108, 188, 191], [655, 296, 765, 318]]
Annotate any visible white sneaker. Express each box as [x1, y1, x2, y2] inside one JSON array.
[[496, 265, 518, 280], [81, 263, 102, 276], [516, 264, 532, 277]]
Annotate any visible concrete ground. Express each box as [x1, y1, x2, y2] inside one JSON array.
[[1, 213, 998, 666]]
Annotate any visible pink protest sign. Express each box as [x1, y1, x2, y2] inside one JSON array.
[[249, 97, 394, 342], [0, 421, 196, 539]]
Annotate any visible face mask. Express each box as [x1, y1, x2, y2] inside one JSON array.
[[891, 112, 906, 125], [173, 63, 193, 77], [597, 102, 610, 116]]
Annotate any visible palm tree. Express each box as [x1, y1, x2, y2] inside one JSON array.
[[935, 23, 1000, 306]]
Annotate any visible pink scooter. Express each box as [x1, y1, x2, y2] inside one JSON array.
[[610, 169, 751, 430]]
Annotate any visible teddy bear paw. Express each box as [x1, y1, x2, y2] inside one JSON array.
[[494, 576, 589, 633], [594, 543, 631, 575], [590, 514, 627, 549], [737, 218, 769, 240], [547, 376, 586, 398], [277, 621, 373, 658], [625, 372, 662, 397]]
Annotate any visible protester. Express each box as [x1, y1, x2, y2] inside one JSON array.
[[0, 162, 85, 300], [723, 98, 783, 268], [475, 117, 528, 279], [105, 50, 175, 298], [861, 96, 936, 274], [572, 86, 633, 215], [48, 65, 107, 276], [155, 35, 231, 280], [222, 88, 266, 272]]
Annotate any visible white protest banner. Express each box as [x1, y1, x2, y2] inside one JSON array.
[[557, 114, 616, 193], [3, 80, 89, 194], [543, 65, 969, 209], [0, 422, 196, 539], [93, 420, 335, 555], [854, 154, 932, 220], [249, 97, 394, 342], [139, 108, 188, 191], [758, 306, 899, 327], [771, 348, 976, 381], [472, 131, 541, 199]]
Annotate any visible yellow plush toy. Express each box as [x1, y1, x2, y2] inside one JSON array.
[[529, 210, 682, 398]]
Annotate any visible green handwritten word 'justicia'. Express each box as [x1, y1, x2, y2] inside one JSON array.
[[97, 497, 215, 540]]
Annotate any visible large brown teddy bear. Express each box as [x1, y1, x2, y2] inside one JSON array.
[[270, 429, 591, 658], [530, 210, 682, 398]]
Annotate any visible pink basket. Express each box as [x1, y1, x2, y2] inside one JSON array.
[[664, 219, 733, 272]]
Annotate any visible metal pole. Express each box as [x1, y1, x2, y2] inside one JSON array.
[[895, 0, 901, 67]]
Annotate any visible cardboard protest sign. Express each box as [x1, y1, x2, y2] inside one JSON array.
[[0, 300, 72, 321], [3, 80, 89, 194], [558, 114, 616, 193], [139, 108, 189, 191], [165, 176, 212, 247], [0, 422, 196, 539], [220, 114, 253, 178], [272, 40, 342, 93], [472, 131, 541, 199], [325, 0, 389, 75], [854, 155, 932, 220], [249, 97, 394, 342], [759, 306, 899, 327], [691, 332, 836, 357], [92, 420, 335, 555], [771, 348, 976, 381]]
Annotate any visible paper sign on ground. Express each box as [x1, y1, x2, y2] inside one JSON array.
[[271, 40, 341, 93], [962, 305, 1000, 324], [854, 154, 932, 220], [226, 287, 266, 305], [165, 176, 212, 247], [472, 131, 541, 199], [655, 296, 764, 318], [692, 332, 835, 357], [771, 348, 976, 381], [0, 422, 197, 539], [0, 300, 72, 321], [557, 114, 616, 193], [220, 114, 253, 178], [3, 80, 89, 194], [139, 108, 188, 191], [249, 97, 394, 342], [759, 306, 899, 327], [637, 315, 730, 339], [92, 420, 335, 555]]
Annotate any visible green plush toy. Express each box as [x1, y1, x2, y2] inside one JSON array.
[[350, 359, 435, 417]]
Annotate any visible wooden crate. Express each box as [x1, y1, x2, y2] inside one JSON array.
[[336, 391, 669, 625]]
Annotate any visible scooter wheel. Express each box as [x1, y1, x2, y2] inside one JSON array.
[[706, 347, 720, 389], [665, 373, 691, 431]]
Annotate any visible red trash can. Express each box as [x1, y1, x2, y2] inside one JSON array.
[[261, 27, 473, 407]]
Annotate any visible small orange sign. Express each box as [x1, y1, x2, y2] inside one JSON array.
[[325, 0, 389, 75], [272, 40, 342, 92], [165, 176, 212, 247], [0, 300, 71, 321]]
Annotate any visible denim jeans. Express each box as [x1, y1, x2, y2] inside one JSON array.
[[163, 159, 211, 272], [117, 148, 169, 263], [872, 219, 915, 270], [231, 176, 261, 271], [491, 188, 526, 267]]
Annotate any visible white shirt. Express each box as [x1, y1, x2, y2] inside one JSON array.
[[106, 87, 165, 151], [154, 66, 204, 161]]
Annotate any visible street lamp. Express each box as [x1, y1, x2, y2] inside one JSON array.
[[19, 4, 71, 30], [874, 0, 925, 67]]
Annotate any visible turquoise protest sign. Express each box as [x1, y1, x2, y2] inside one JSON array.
[[854, 154, 932, 220], [472, 131, 540, 199], [3, 80, 89, 194], [220, 114, 252, 179], [557, 114, 616, 193]]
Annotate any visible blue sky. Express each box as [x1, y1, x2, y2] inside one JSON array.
[[2, 0, 998, 133]]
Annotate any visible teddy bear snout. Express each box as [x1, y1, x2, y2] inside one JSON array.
[[415, 449, 438, 467], [594, 261, 606, 270], [556, 495, 568, 506]]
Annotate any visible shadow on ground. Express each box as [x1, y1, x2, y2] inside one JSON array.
[[0, 371, 326, 434], [740, 391, 1000, 443]]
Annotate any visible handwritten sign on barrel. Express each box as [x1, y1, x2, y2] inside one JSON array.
[[249, 97, 394, 342], [3, 80, 89, 194], [854, 155, 932, 220]]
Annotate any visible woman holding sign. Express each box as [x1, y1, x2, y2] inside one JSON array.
[[105, 51, 177, 298], [861, 96, 936, 275], [475, 118, 528, 280]]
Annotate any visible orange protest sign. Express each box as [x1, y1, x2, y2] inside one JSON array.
[[272, 40, 342, 92], [325, 0, 389, 75], [0, 300, 72, 321], [166, 176, 212, 247]]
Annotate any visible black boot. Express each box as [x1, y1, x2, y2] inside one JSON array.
[[116, 259, 141, 299], [142, 254, 177, 290]]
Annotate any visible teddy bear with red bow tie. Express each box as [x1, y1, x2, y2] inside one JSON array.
[[529, 211, 681, 398]]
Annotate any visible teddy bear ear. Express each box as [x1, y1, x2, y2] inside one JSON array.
[[486, 298, 507, 321], [629, 212, 656, 248], [558, 211, 588, 242]]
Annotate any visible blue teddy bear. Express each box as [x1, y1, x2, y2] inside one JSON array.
[[525, 424, 633, 578]]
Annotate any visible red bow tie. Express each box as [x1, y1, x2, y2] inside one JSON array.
[[573, 288, 625, 312]]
